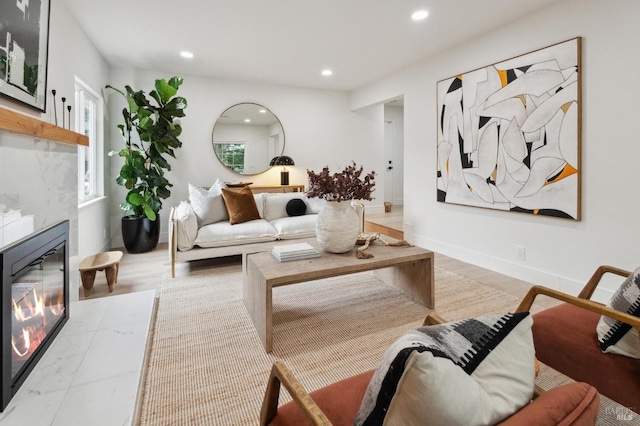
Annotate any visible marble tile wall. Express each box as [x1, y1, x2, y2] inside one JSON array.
[[0, 131, 78, 254], [0, 130, 79, 302]]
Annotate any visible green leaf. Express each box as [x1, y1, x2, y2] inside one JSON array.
[[127, 192, 144, 206], [168, 76, 184, 89], [144, 207, 157, 221], [126, 95, 139, 113], [155, 79, 177, 103]]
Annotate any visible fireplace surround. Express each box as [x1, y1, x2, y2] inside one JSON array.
[[0, 221, 69, 411]]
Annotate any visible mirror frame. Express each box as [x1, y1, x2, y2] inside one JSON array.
[[211, 103, 285, 176]]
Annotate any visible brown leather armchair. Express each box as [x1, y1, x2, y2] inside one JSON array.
[[516, 265, 640, 410]]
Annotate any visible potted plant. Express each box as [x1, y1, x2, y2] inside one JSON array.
[[306, 162, 375, 253], [107, 77, 187, 253]]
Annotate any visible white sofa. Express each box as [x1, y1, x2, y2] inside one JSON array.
[[168, 191, 325, 277]]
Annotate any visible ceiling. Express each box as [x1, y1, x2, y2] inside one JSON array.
[[62, 0, 565, 92]]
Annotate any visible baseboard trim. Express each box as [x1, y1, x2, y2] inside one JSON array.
[[412, 235, 614, 303]]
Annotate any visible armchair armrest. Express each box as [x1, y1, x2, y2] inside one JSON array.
[[578, 265, 631, 299], [260, 360, 331, 426], [516, 285, 640, 334]]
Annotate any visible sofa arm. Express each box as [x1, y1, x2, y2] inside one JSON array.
[[168, 202, 199, 278]]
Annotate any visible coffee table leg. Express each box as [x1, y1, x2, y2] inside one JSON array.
[[243, 257, 272, 352], [374, 256, 434, 308]]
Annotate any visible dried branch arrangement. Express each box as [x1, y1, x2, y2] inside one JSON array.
[[306, 162, 376, 202]]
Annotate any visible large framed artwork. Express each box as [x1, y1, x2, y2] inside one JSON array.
[[0, 0, 51, 112], [437, 37, 581, 220]]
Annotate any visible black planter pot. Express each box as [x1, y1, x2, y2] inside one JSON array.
[[121, 215, 160, 254]]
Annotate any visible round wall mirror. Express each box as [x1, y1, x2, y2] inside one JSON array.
[[212, 103, 285, 175]]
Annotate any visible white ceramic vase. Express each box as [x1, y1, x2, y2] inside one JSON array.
[[316, 201, 360, 253]]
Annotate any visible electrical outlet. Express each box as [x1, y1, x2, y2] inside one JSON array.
[[516, 245, 525, 260]]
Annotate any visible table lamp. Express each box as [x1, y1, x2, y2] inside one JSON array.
[[270, 156, 295, 185]]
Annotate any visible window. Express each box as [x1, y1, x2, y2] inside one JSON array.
[[75, 78, 104, 203], [214, 142, 245, 173]]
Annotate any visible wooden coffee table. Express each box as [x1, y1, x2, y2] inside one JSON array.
[[242, 239, 434, 352]]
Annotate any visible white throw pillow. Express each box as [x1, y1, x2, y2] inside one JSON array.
[[263, 192, 308, 221], [173, 201, 198, 251], [354, 312, 535, 426], [597, 267, 640, 358], [188, 180, 228, 227]]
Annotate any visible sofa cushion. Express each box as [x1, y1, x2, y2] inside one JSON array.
[[305, 197, 325, 214], [355, 312, 535, 426], [221, 187, 261, 225], [270, 215, 317, 240], [194, 219, 277, 248], [254, 193, 265, 218], [188, 180, 228, 227], [533, 302, 640, 410], [263, 193, 309, 222], [286, 199, 306, 217], [174, 201, 198, 251], [596, 266, 640, 358]]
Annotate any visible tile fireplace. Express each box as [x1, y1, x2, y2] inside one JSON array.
[[0, 221, 69, 411]]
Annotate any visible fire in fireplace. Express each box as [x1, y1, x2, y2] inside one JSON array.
[[0, 221, 69, 411]]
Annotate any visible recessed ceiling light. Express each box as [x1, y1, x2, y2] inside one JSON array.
[[412, 10, 429, 21], [180, 51, 194, 58], [259, 109, 267, 113], [322, 69, 333, 76], [244, 118, 251, 123]]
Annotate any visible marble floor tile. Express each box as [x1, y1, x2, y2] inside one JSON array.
[[15, 331, 94, 399], [0, 389, 67, 426], [52, 372, 140, 426], [71, 321, 150, 387]]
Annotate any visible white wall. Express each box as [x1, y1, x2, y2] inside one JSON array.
[[48, 1, 111, 260], [351, 0, 640, 301], [106, 70, 384, 247]]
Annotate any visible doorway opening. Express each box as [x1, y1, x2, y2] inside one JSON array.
[[365, 96, 404, 239]]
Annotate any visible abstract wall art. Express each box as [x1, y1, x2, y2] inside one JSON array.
[[437, 38, 581, 220], [0, 0, 51, 112]]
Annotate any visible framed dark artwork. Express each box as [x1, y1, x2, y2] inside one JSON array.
[[0, 0, 51, 112], [436, 38, 581, 220]]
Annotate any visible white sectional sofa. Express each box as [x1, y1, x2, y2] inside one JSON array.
[[168, 191, 325, 277]]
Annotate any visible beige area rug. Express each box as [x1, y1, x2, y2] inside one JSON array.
[[138, 264, 628, 425]]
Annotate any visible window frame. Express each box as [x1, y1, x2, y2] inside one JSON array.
[[75, 77, 104, 204]]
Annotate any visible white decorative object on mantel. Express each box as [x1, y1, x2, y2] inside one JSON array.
[[316, 201, 360, 253]]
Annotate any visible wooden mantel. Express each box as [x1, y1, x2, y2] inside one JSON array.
[[0, 106, 89, 146]]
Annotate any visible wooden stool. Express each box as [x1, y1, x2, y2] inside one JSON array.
[[79, 251, 123, 297]]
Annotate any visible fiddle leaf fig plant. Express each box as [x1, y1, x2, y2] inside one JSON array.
[[107, 77, 187, 221]]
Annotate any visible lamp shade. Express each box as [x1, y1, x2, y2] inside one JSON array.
[[270, 156, 295, 166]]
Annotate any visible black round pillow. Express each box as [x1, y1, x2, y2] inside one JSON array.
[[286, 198, 307, 217]]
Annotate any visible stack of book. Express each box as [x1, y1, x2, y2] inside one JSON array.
[[272, 242, 320, 262]]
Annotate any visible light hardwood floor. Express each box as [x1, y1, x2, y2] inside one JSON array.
[[82, 240, 559, 309]]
